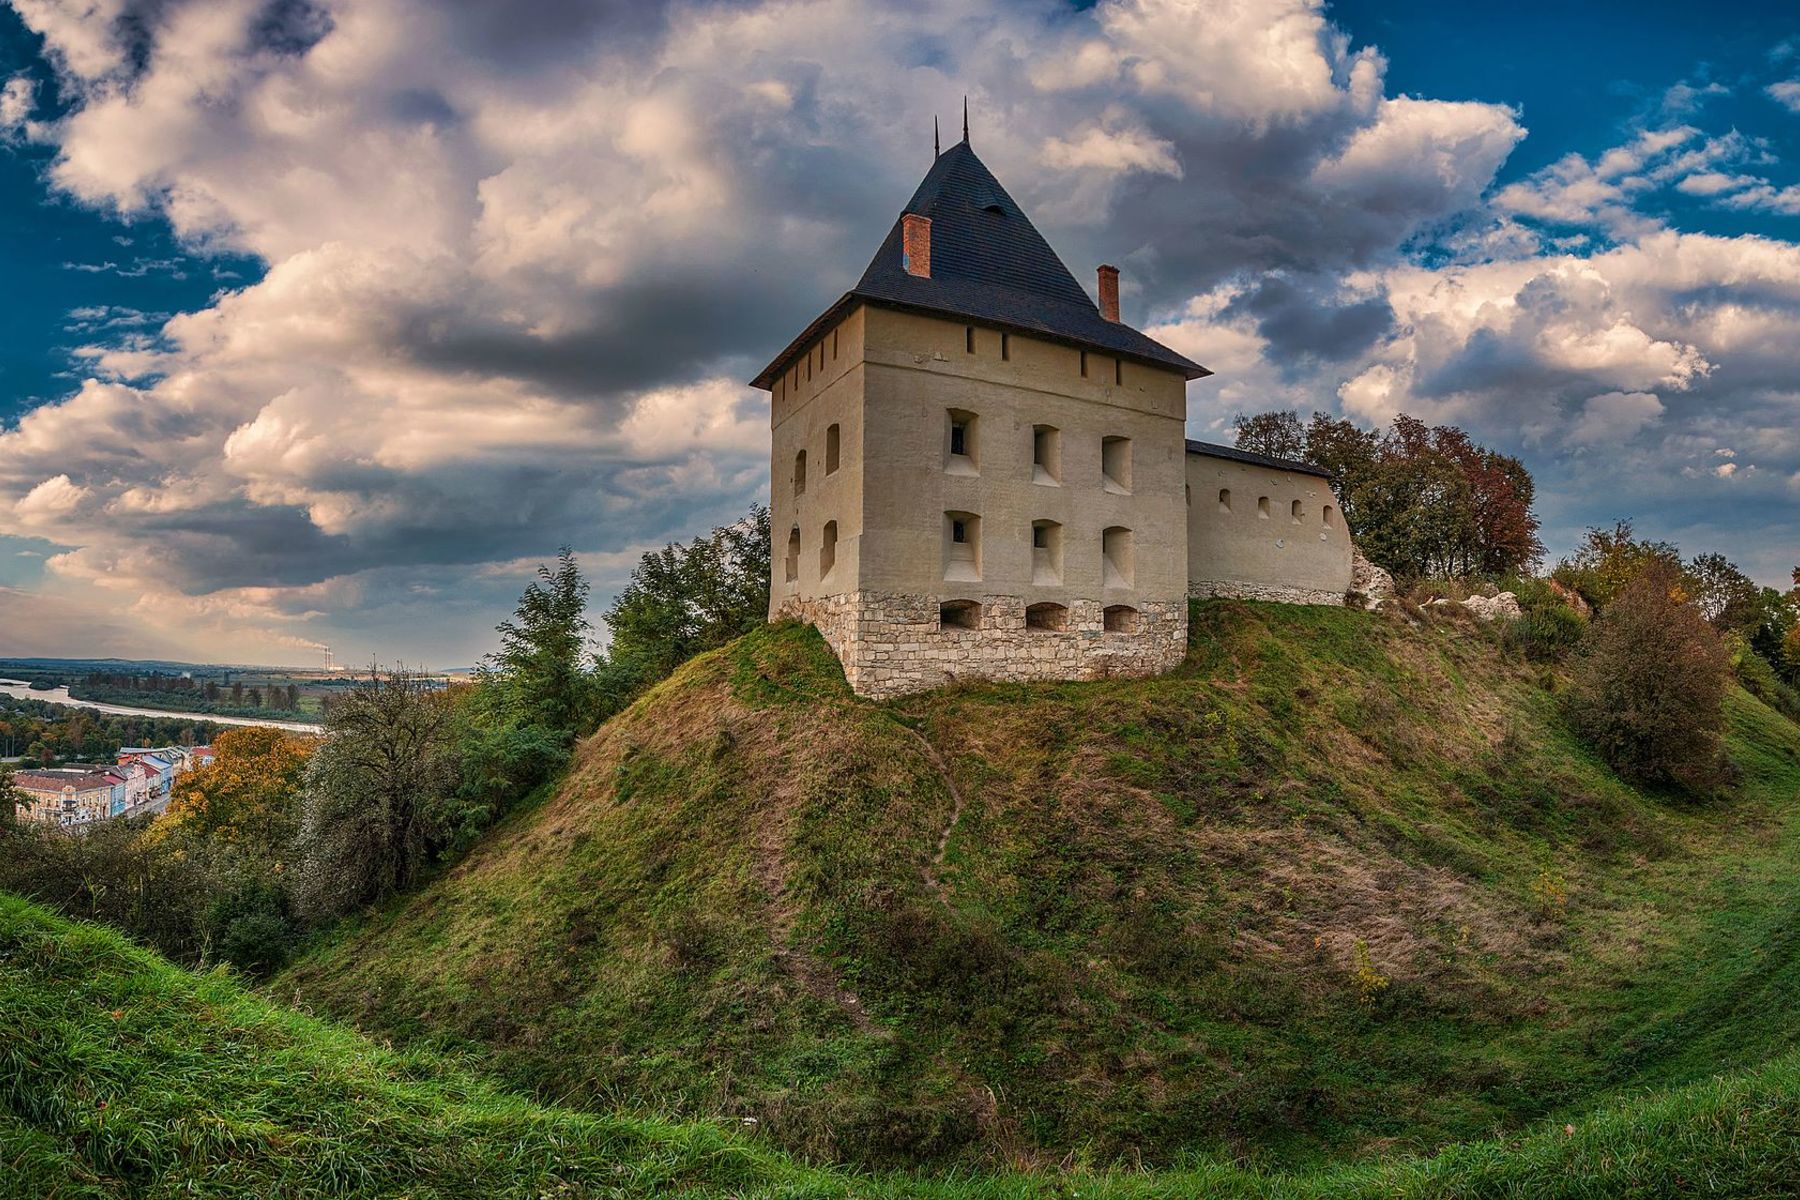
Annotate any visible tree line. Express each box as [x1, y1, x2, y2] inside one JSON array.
[[0, 506, 773, 974], [70, 676, 307, 718], [0, 699, 224, 764]]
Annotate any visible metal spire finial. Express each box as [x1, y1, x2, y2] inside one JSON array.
[[962, 96, 969, 144], [934, 115, 940, 158]]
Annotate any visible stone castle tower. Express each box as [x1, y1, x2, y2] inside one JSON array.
[[752, 134, 1350, 698]]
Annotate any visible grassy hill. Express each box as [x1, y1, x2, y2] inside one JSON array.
[[10, 890, 1800, 1198], [274, 600, 1800, 1172]]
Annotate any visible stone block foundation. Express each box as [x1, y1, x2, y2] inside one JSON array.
[[1189, 579, 1346, 607], [775, 591, 1188, 699]]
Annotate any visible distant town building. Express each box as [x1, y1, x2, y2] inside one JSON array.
[[14, 768, 121, 826], [12, 744, 209, 827]]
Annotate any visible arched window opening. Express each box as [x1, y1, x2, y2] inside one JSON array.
[[1026, 602, 1069, 632], [825, 424, 841, 475], [1218, 488, 1231, 512], [793, 450, 807, 496], [1324, 505, 1338, 528], [1103, 605, 1139, 634], [939, 599, 982, 630], [1257, 496, 1271, 519], [1291, 499, 1304, 523], [784, 527, 800, 584], [819, 521, 838, 577]]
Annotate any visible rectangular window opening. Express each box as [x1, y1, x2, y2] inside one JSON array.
[[1101, 436, 1132, 494], [1032, 425, 1061, 485]]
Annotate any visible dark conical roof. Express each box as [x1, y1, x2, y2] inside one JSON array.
[[751, 141, 1208, 388]]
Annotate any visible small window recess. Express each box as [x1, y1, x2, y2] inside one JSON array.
[[825, 424, 841, 475], [1031, 425, 1061, 485], [793, 450, 807, 496], [944, 511, 981, 582], [819, 521, 837, 577], [1101, 436, 1132, 494], [1102, 526, 1133, 589], [939, 600, 981, 630], [1258, 496, 1271, 519], [1025, 602, 1068, 632], [1031, 519, 1063, 586], [784, 527, 800, 584], [1001, 333, 1011, 361], [965, 326, 975, 354], [1291, 499, 1304, 523], [946, 409, 978, 476], [1218, 488, 1231, 513], [1103, 605, 1140, 634], [1080, 350, 1089, 378]]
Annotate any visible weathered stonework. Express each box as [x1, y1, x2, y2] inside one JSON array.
[[1349, 545, 1396, 609], [776, 591, 1187, 699], [1188, 579, 1346, 607]]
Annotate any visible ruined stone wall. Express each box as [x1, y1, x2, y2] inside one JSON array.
[[1188, 579, 1346, 607], [775, 591, 1187, 700]]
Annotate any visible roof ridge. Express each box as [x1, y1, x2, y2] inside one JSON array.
[[752, 142, 1207, 389], [1185, 439, 1334, 480]]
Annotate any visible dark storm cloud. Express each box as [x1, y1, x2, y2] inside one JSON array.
[[1224, 274, 1394, 364]]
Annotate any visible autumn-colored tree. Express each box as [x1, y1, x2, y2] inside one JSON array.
[[165, 726, 314, 848], [1231, 410, 1308, 461], [1232, 410, 1540, 579], [1552, 521, 1685, 611], [1566, 563, 1731, 792]]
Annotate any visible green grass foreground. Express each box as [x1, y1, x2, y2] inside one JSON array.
[[6, 890, 1800, 1198], [278, 603, 1800, 1171]]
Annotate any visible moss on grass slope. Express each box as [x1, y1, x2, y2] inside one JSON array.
[[277, 602, 1800, 1171]]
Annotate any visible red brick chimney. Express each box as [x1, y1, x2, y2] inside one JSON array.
[[1097, 264, 1120, 322], [902, 213, 932, 278]]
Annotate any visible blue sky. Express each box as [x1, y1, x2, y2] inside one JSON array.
[[0, 0, 1797, 666]]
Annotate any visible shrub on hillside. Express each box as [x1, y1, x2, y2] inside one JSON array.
[[292, 669, 463, 920], [1565, 564, 1731, 793], [1501, 577, 1589, 663]]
